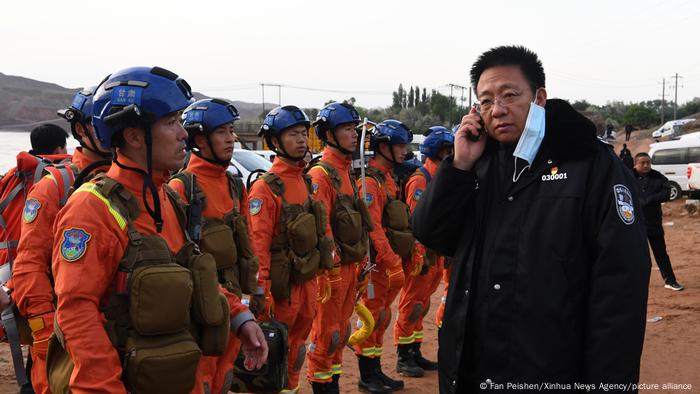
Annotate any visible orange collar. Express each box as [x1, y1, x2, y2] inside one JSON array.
[[321, 148, 352, 171], [423, 158, 440, 176], [368, 158, 392, 175], [107, 154, 169, 194], [270, 156, 305, 177], [186, 154, 226, 179]]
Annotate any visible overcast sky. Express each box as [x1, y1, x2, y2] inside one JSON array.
[[2, 0, 699, 109]]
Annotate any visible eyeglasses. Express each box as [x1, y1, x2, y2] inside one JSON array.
[[476, 90, 524, 113]]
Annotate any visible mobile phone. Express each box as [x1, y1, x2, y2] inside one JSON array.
[[467, 104, 485, 142]]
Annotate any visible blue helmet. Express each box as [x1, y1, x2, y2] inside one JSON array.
[[92, 66, 194, 150], [58, 87, 96, 126], [314, 102, 361, 140], [370, 119, 413, 150], [258, 105, 310, 138], [420, 126, 454, 159], [182, 98, 240, 148]]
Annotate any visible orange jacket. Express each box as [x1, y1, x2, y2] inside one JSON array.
[[248, 157, 310, 290], [404, 158, 441, 258], [13, 148, 105, 320], [358, 158, 401, 269], [307, 148, 356, 261], [168, 154, 253, 324], [52, 155, 186, 394]]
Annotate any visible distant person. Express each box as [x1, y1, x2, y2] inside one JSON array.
[[605, 124, 614, 139], [620, 143, 634, 170], [28, 123, 68, 155], [625, 124, 634, 142], [413, 45, 650, 393], [633, 152, 684, 291]]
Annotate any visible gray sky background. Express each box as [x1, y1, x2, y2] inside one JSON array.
[[2, 0, 699, 109]]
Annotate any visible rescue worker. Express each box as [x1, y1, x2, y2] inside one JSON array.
[[50, 67, 267, 393], [306, 102, 374, 394], [393, 126, 453, 377], [355, 120, 414, 393], [169, 98, 262, 393], [28, 124, 69, 156], [12, 87, 112, 394], [413, 45, 650, 393], [249, 105, 334, 394]]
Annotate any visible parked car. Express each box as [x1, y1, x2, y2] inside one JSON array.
[[228, 149, 272, 186], [252, 150, 276, 163], [651, 119, 695, 140], [648, 132, 700, 200]]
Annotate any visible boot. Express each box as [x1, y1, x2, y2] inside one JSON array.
[[412, 342, 438, 371], [312, 381, 329, 394], [328, 374, 340, 394], [396, 344, 424, 377], [357, 356, 392, 394], [374, 356, 405, 390]]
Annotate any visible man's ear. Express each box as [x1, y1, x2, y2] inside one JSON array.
[[122, 126, 145, 150], [535, 87, 547, 106]]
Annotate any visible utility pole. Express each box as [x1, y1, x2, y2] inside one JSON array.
[[261, 83, 265, 115], [261, 83, 284, 113], [448, 83, 468, 109], [660, 78, 666, 124], [669, 73, 683, 120]]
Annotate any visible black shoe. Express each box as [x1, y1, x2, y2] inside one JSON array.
[[665, 281, 684, 291], [412, 343, 438, 371], [375, 356, 405, 390], [312, 381, 329, 394], [357, 356, 392, 394], [396, 344, 424, 377]]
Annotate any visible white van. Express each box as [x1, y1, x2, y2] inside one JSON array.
[[648, 132, 700, 200], [651, 119, 695, 140]]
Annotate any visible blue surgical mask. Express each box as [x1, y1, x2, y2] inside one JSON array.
[[512, 100, 546, 181]]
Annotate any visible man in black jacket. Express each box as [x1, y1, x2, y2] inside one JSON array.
[[412, 46, 651, 393], [633, 152, 684, 291]]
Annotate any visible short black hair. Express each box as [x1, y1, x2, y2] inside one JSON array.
[[470, 45, 545, 94], [634, 152, 650, 161], [29, 123, 68, 155]]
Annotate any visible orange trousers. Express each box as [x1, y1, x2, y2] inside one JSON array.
[[307, 263, 357, 383], [354, 263, 402, 358], [435, 263, 452, 328], [394, 261, 442, 346], [274, 279, 318, 392]]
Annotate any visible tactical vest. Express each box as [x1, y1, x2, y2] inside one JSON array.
[[365, 166, 415, 260], [47, 174, 231, 394], [311, 161, 373, 264], [261, 172, 334, 300], [170, 171, 259, 298]]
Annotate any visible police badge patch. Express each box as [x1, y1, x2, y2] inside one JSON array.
[[23, 199, 41, 223], [249, 198, 263, 215], [613, 184, 635, 225], [60, 228, 92, 262], [364, 193, 374, 206], [413, 189, 423, 201]]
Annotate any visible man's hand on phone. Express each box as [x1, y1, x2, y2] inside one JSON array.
[[453, 106, 488, 171]]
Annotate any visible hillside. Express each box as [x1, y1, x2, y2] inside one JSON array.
[[0, 72, 270, 130]]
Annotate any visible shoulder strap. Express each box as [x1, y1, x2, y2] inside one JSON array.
[[261, 172, 285, 199], [314, 161, 342, 192], [225, 171, 245, 208], [93, 174, 140, 222], [417, 166, 432, 184], [164, 184, 189, 235]]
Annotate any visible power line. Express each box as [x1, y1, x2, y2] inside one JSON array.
[[669, 73, 684, 120]]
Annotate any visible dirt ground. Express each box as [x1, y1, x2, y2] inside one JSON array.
[[1, 136, 697, 393]]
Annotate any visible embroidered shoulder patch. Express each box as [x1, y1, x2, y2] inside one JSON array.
[[23, 199, 42, 223], [249, 198, 263, 215], [413, 189, 423, 201], [60, 228, 92, 262], [364, 193, 374, 206], [613, 184, 635, 225], [312, 183, 319, 195]]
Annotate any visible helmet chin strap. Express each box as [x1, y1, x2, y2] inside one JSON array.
[[73, 121, 112, 160], [325, 129, 354, 156], [201, 134, 230, 167], [377, 144, 400, 166], [267, 135, 307, 162]]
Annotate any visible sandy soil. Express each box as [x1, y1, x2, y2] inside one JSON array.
[[1, 177, 697, 394]]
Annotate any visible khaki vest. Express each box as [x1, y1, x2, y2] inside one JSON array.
[[47, 174, 230, 394], [261, 172, 334, 300], [310, 161, 373, 264], [365, 166, 415, 260], [170, 171, 259, 297]]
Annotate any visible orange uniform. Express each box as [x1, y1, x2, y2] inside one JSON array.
[[249, 157, 319, 394], [354, 158, 405, 359], [394, 158, 443, 347], [51, 155, 241, 394], [12, 148, 106, 394], [169, 153, 255, 394], [435, 262, 452, 328], [306, 148, 359, 383]]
